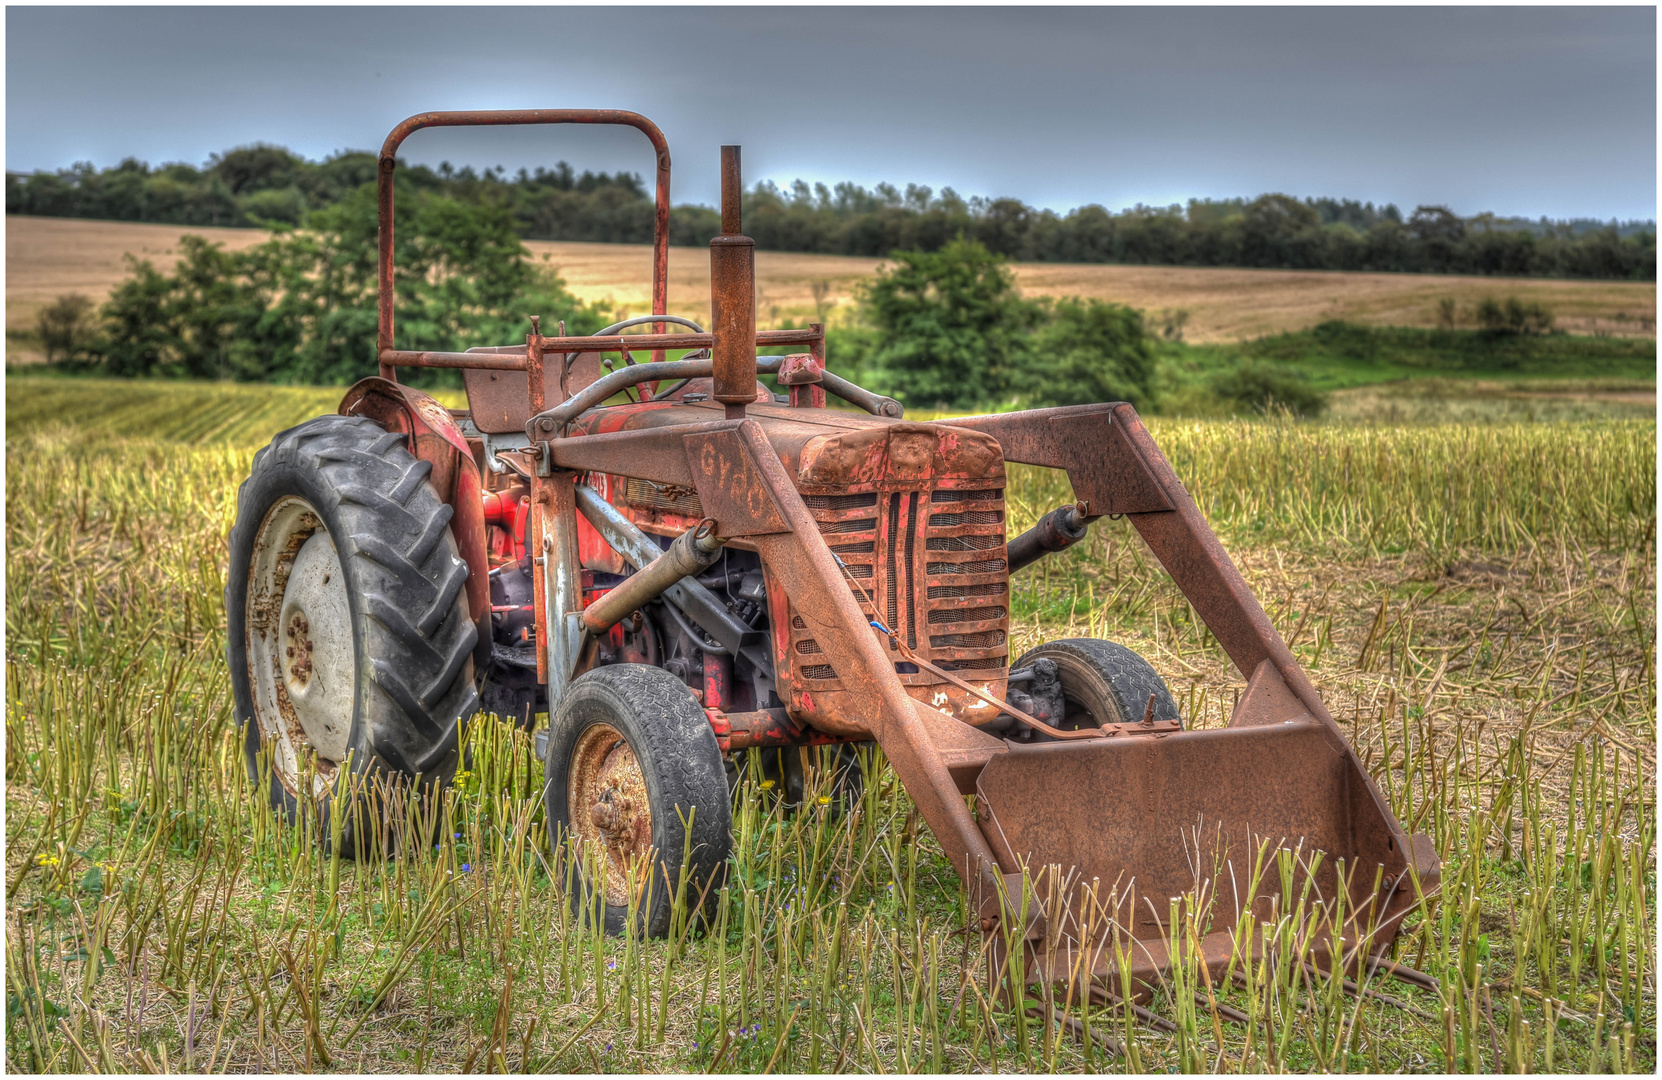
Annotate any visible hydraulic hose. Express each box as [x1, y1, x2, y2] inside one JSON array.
[[1006, 502, 1092, 574], [580, 520, 725, 634]]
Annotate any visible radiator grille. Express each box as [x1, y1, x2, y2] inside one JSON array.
[[931, 629, 1006, 650], [789, 478, 1007, 687], [928, 510, 1003, 527], [928, 581, 1008, 600], [820, 517, 878, 535], [803, 493, 879, 511], [926, 534, 1003, 552], [938, 656, 1004, 671], [927, 605, 1006, 625], [927, 558, 1008, 576]]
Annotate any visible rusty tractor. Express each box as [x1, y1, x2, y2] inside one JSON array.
[[226, 109, 1440, 1000]]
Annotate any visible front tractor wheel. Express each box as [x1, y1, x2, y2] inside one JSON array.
[[1010, 638, 1183, 736], [545, 665, 732, 937], [226, 414, 480, 853]]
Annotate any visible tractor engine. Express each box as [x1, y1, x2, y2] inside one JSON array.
[[473, 376, 1058, 742]]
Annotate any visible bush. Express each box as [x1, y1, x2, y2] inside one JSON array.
[[827, 241, 1162, 411], [852, 238, 1044, 409], [238, 186, 309, 226], [89, 190, 602, 384], [1025, 298, 1158, 408], [37, 294, 97, 366], [1208, 362, 1328, 417], [1476, 296, 1555, 336]]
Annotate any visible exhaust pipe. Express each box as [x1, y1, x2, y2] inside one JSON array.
[[710, 145, 757, 420], [581, 521, 725, 634], [1006, 502, 1092, 574]]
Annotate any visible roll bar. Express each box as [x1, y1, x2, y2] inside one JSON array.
[[376, 109, 672, 380]]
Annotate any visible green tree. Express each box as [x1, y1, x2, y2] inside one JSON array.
[[36, 294, 97, 366], [92, 189, 601, 384], [1025, 298, 1158, 408], [854, 238, 1043, 409]]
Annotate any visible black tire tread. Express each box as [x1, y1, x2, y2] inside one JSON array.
[[545, 664, 731, 938], [1013, 637, 1182, 728], [226, 413, 479, 841]]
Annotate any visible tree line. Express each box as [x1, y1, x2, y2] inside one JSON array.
[[38, 187, 1627, 418], [8, 143, 1654, 280], [26, 189, 1167, 411]]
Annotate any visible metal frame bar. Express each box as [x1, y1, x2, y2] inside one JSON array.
[[376, 109, 672, 380]]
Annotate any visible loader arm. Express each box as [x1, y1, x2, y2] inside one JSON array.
[[951, 403, 1333, 719]]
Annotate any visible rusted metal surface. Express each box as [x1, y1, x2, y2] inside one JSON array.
[[243, 498, 340, 796], [976, 719, 1399, 995], [468, 351, 604, 435], [819, 369, 903, 418], [710, 146, 758, 418], [568, 722, 654, 907], [572, 483, 759, 656], [720, 708, 864, 750], [682, 428, 793, 537], [579, 520, 723, 634], [778, 348, 827, 409], [381, 349, 530, 371], [377, 109, 671, 380], [950, 403, 1173, 516], [548, 406, 1015, 733], [531, 393, 1429, 983], [540, 472, 586, 704], [520, 345, 896, 433], [558, 406, 1007, 881], [529, 356, 785, 436]]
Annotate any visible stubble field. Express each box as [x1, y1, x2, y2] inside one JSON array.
[[4, 374, 1654, 1073], [7, 216, 1656, 361]]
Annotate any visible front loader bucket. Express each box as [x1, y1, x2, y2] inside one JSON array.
[[888, 402, 1447, 1003], [971, 660, 1440, 1003]]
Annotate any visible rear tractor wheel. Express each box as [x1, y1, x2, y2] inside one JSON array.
[[226, 414, 480, 854]]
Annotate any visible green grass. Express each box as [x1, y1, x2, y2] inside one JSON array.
[[1165, 321, 1657, 394], [5, 375, 1655, 1072]]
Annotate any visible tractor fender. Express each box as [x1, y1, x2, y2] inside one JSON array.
[[340, 378, 492, 676]]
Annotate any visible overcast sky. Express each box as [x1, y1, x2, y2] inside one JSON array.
[[6, 5, 1656, 221]]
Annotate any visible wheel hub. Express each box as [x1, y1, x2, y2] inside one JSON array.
[[569, 724, 653, 907], [285, 612, 314, 686], [246, 497, 354, 795]]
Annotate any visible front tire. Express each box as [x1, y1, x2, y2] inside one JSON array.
[[545, 665, 732, 937], [226, 414, 480, 853], [1011, 638, 1182, 732]]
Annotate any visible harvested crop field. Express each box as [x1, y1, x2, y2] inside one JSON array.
[[7, 216, 1655, 349], [4, 375, 1654, 1073]]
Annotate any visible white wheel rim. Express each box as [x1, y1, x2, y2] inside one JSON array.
[[245, 496, 354, 797]]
